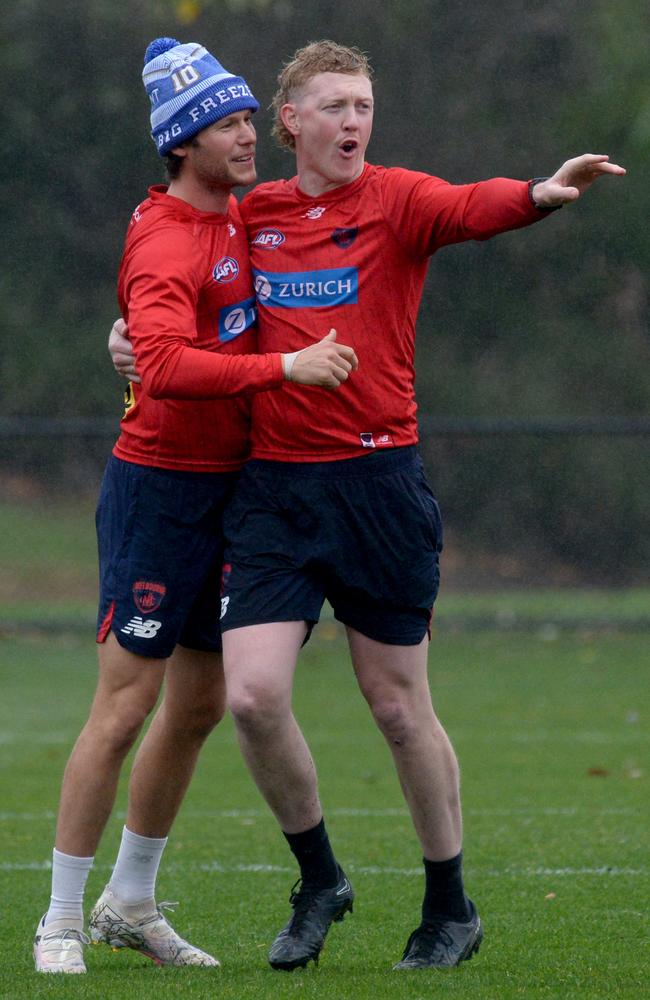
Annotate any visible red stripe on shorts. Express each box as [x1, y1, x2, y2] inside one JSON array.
[[96, 601, 116, 644]]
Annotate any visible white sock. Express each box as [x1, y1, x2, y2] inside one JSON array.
[[108, 826, 168, 905], [45, 848, 94, 928]]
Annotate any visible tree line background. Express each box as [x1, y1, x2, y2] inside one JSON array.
[[1, 0, 648, 584]]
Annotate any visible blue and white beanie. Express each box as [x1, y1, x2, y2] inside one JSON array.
[[143, 37, 259, 156]]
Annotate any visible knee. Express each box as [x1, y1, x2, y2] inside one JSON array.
[[192, 693, 226, 735], [96, 697, 156, 756], [227, 680, 286, 734], [369, 695, 417, 746], [363, 676, 437, 747], [167, 690, 226, 740]]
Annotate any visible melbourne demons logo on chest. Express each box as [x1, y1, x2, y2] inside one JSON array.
[[331, 227, 358, 248]]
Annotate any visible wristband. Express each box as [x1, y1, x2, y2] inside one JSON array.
[[528, 177, 562, 212], [282, 351, 301, 380]]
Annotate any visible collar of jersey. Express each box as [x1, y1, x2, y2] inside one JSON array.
[[292, 162, 370, 204], [148, 185, 233, 224]]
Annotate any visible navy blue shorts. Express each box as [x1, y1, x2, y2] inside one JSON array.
[[96, 456, 239, 658], [221, 446, 443, 646]]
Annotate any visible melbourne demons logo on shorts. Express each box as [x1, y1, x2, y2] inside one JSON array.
[[132, 580, 167, 613]]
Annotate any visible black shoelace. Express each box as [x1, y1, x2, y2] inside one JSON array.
[[401, 919, 454, 959], [287, 878, 332, 927]]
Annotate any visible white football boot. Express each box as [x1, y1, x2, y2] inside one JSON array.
[[34, 915, 89, 973], [89, 885, 219, 967]]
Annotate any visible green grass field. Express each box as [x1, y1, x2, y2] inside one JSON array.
[[1, 623, 648, 999], [1, 499, 648, 996]]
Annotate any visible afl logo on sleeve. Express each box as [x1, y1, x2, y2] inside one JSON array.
[[213, 256, 240, 282], [252, 229, 286, 250]]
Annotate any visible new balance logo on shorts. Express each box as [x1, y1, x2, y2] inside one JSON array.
[[220, 597, 229, 620], [120, 617, 162, 638]]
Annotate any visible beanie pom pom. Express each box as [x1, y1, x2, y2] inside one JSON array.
[[144, 37, 182, 65]]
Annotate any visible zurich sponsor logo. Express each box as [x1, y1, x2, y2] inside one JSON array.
[[252, 228, 286, 250], [218, 295, 257, 343], [252, 267, 358, 308], [213, 256, 239, 283], [254, 273, 273, 303]]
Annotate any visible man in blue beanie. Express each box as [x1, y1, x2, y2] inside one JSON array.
[[33, 37, 357, 975]]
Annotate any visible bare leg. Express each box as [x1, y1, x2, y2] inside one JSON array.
[[55, 632, 165, 857], [347, 628, 462, 860], [84, 646, 224, 967], [223, 623, 351, 972], [126, 646, 226, 837], [222, 622, 322, 833]]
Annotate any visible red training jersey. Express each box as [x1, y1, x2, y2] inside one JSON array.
[[242, 163, 547, 461], [114, 186, 284, 472]]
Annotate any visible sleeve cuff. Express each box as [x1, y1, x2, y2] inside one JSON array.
[[528, 177, 562, 212]]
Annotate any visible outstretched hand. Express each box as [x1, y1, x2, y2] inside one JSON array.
[[532, 154, 626, 208]]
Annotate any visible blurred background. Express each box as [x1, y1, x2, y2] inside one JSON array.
[[1, 0, 649, 630]]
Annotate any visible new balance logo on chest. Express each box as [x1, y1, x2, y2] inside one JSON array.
[[302, 206, 327, 219]]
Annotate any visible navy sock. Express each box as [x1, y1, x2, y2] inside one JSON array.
[[422, 852, 472, 924], [283, 818, 339, 890]]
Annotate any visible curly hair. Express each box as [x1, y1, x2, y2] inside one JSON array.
[[271, 40, 374, 151]]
